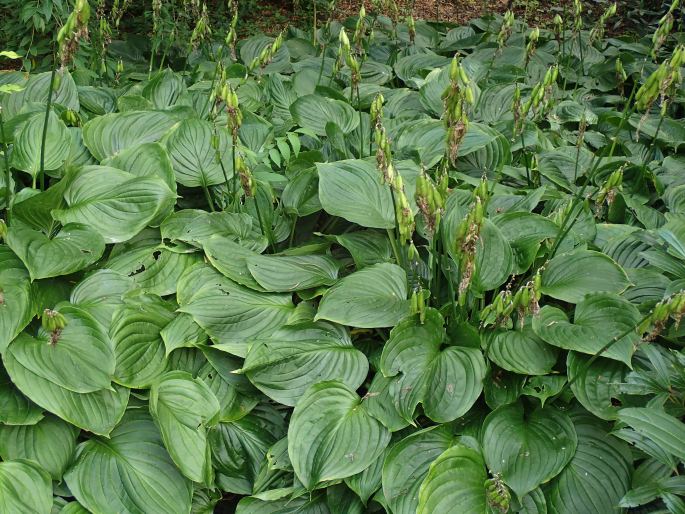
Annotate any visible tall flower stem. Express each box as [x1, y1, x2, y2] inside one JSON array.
[[0, 107, 12, 221], [39, 55, 58, 191]]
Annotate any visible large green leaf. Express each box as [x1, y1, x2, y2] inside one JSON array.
[[290, 94, 359, 136], [380, 309, 486, 423], [317, 159, 394, 229], [82, 111, 177, 161], [382, 426, 455, 514], [246, 253, 339, 292], [288, 381, 391, 490], [0, 459, 53, 514], [568, 352, 626, 420], [177, 263, 295, 356], [165, 118, 233, 188], [102, 142, 177, 193], [0, 415, 78, 480], [0, 371, 43, 426], [64, 410, 193, 514], [417, 444, 488, 514], [486, 325, 558, 376], [541, 249, 631, 303], [482, 402, 578, 497], [210, 404, 286, 494], [617, 407, 685, 461], [2, 347, 128, 436], [533, 293, 641, 366], [315, 263, 410, 328], [6, 220, 105, 280], [545, 412, 631, 514], [110, 294, 176, 388], [11, 111, 70, 177], [0, 246, 35, 352], [52, 165, 176, 243], [6, 305, 114, 393], [150, 371, 220, 484], [238, 322, 368, 406]]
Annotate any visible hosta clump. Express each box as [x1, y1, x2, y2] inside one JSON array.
[[2, 4, 685, 514]]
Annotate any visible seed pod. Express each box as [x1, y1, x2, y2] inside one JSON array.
[[42, 309, 67, 333]]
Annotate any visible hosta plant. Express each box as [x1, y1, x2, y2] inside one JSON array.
[[1, 1, 685, 513]]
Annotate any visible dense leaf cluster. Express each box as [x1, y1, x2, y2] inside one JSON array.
[[1, 6, 685, 514]]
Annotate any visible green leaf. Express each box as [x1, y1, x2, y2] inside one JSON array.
[[317, 159, 395, 229], [380, 309, 486, 423], [417, 444, 487, 514], [110, 294, 176, 388], [82, 111, 177, 161], [533, 293, 641, 366], [0, 246, 35, 352], [315, 263, 410, 328], [0, 372, 43, 426], [0, 415, 78, 480], [6, 220, 105, 280], [482, 402, 577, 497], [3, 343, 129, 435], [69, 269, 138, 327], [546, 412, 631, 514], [201, 236, 268, 291], [382, 426, 455, 514], [52, 165, 176, 244], [486, 325, 558, 375], [238, 322, 368, 406], [568, 352, 626, 420], [290, 94, 359, 136], [102, 142, 177, 194], [11, 111, 70, 177], [617, 407, 685, 461], [288, 380, 391, 490], [177, 263, 295, 356], [150, 371, 221, 484], [541, 249, 631, 303], [246, 254, 339, 292], [64, 410, 193, 514], [210, 404, 286, 494], [107, 229, 201, 296], [6, 305, 114, 393], [0, 459, 52, 514], [165, 118, 233, 188]]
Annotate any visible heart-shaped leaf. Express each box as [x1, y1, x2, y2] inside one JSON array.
[[7, 220, 105, 280], [288, 380, 391, 490], [481, 402, 577, 497]]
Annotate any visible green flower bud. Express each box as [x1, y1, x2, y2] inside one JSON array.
[[42, 309, 67, 334]]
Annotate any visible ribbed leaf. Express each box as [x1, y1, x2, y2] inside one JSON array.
[[64, 410, 193, 514], [617, 407, 685, 461], [417, 444, 488, 514], [315, 263, 410, 328], [533, 293, 641, 366], [6, 220, 105, 280], [290, 95, 358, 136], [239, 322, 368, 406], [246, 254, 339, 292], [150, 371, 220, 484], [380, 308, 486, 423], [382, 426, 455, 514], [482, 402, 577, 497], [82, 111, 177, 161], [288, 381, 391, 490], [0, 459, 52, 514], [541, 250, 631, 303], [11, 111, 70, 177], [52, 166, 176, 243]]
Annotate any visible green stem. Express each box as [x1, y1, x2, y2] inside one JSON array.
[[202, 183, 215, 212], [387, 228, 401, 265], [644, 113, 665, 165], [520, 130, 531, 188], [548, 80, 640, 258], [0, 107, 11, 221], [39, 58, 57, 191]]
